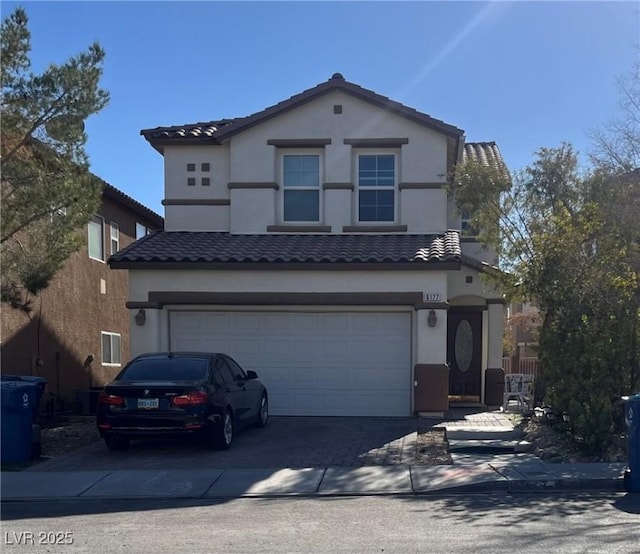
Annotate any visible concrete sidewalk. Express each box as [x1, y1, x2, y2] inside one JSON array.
[[1, 461, 627, 501]]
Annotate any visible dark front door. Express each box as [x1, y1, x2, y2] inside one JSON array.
[[447, 310, 482, 400]]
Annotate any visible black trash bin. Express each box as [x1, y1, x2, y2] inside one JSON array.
[[1, 381, 35, 464], [622, 393, 640, 493]]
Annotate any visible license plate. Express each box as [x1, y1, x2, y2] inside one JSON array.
[[138, 398, 159, 409]]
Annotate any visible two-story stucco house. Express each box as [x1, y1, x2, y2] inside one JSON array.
[[109, 73, 507, 416]]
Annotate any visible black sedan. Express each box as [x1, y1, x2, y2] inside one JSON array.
[[96, 352, 268, 451]]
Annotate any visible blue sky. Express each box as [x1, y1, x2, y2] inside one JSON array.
[[5, 1, 639, 215]]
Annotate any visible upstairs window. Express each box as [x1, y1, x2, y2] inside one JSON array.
[[283, 154, 320, 222], [110, 222, 120, 255], [358, 155, 395, 222], [136, 222, 150, 239], [460, 209, 476, 236], [88, 215, 105, 261]]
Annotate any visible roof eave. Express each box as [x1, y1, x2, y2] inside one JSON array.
[[109, 260, 462, 271]]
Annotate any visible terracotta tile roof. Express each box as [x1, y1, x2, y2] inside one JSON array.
[[142, 118, 242, 143], [463, 142, 509, 178], [109, 230, 461, 268], [141, 74, 464, 152]]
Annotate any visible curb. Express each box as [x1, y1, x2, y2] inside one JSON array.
[[0, 478, 625, 502]]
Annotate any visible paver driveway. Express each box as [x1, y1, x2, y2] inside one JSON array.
[[28, 417, 424, 472]]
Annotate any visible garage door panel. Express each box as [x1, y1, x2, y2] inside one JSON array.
[[234, 313, 262, 331], [291, 314, 322, 332], [322, 314, 350, 332], [263, 339, 290, 358], [170, 311, 411, 416]]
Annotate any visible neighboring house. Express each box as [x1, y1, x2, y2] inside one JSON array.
[[1, 183, 163, 407], [504, 301, 540, 377], [109, 73, 507, 416]]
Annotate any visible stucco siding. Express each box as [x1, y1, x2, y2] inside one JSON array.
[[165, 205, 229, 232], [400, 188, 447, 233], [129, 269, 448, 301], [164, 145, 230, 200]]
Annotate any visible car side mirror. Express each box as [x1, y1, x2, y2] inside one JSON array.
[[246, 370, 258, 380]]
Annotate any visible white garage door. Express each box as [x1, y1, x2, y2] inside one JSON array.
[[169, 311, 412, 416]]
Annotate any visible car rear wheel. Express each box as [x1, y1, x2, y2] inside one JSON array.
[[207, 409, 234, 450], [104, 436, 130, 451], [255, 393, 269, 428]]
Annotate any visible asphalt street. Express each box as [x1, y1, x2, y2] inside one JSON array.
[[2, 493, 639, 553]]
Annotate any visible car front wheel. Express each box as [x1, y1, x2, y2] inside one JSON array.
[[256, 393, 268, 428]]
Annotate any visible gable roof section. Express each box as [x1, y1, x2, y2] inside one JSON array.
[[109, 230, 462, 269], [101, 181, 163, 227], [141, 73, 464, 153]]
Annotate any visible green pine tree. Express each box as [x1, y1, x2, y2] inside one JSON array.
[[1, 7, 109, 313]]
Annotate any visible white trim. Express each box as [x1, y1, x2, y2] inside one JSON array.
[[101, 331, 122, 366], [88, 214, 105, 262], [110, 221, 120, 255]]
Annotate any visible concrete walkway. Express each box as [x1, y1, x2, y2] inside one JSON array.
[[0, 410, 630, 500]]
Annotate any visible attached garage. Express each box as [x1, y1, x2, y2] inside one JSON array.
[[169, 310, 412, 416]]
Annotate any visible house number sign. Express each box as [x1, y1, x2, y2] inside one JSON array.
[[423, 293, 441, 302]]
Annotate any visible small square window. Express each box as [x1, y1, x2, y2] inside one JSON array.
[[187, 177, 196, 186], [201, 177, 210, 186], [201, 163, 210, 172], [187, 163, 196, 172], [333, 105, 343, 114]]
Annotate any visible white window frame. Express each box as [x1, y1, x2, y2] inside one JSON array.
[[110, 222, 120, 255], [355, 152, 398, 224], [101, 332, 121, 366], [280, 151, 322, 224], [88, 215, 105, 262]]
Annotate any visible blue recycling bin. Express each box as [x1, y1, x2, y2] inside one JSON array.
[[1, 375, 47, 422], [1, 381, 35, 464], [623, 393, 640, 493]]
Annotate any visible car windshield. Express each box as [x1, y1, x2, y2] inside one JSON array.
[[118, 357, 208, 381]]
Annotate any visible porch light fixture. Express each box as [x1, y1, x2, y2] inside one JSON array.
[[427, 309, 437, 327], [134, 309, 146, 326]]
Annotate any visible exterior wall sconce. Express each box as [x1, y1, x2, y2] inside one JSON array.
[[427, 309, 437, 327], [134, 309, 146, 326]]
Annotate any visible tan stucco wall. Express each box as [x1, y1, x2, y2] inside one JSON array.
[[164, 145, 230, 201], [128, 268, 449, 372], [162, 90, 450, 234], [129, 269, 447, 300]]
